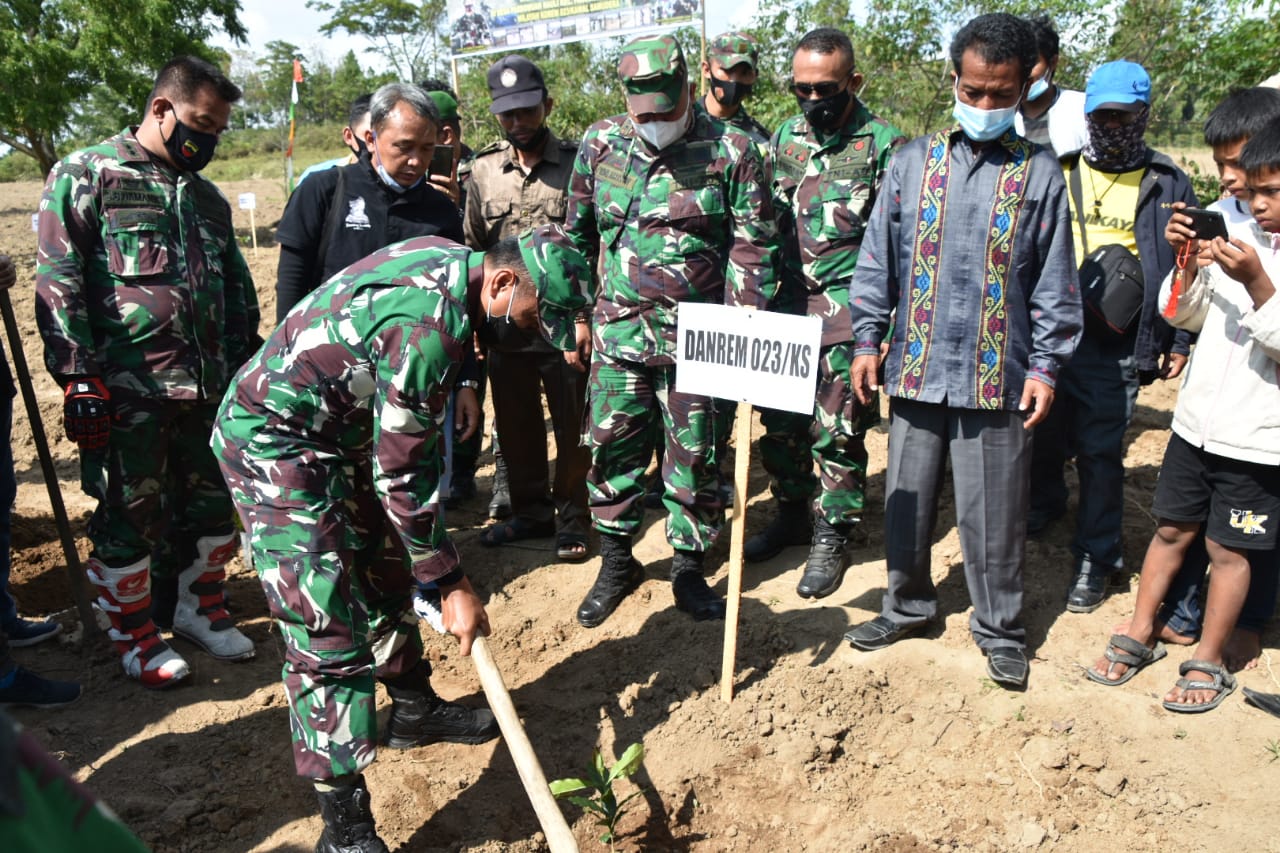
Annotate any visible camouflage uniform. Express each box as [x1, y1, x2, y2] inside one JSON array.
[[36, 128, 260, 682], [212, 233, 583, 780], [761, 103, 905, 526], [565, 38, 778, 553]]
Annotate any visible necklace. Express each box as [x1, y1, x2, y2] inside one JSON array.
[[1086, 164, 1122, 214]]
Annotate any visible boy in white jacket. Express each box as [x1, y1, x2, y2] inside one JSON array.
[[1087, 116, 1280, 712]]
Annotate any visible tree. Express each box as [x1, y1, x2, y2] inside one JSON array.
[[0, 0, 247, 175], [308, 0, 450, 83]]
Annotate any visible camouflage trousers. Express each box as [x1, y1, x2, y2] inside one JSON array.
[[758, 342, 879, 526], [218, 460, 425, 781], [586, 352, 722, 550], [80, 398, 235, 576]]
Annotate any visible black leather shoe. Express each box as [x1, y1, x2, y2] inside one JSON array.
[[444, 473, 477, 509], [384, 692, 500, 749], [1066, 566, 1111, 613], [315, 778, 390, 853], [672, 572, 726, 621], [844, 615, 927, 651], [796, 518, 852, 599], [744, 501, 812, 563], [985, 647, 1029, 690], [577, 558, 644, 628]]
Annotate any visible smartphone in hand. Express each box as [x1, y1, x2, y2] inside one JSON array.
[[429, 145, 454, 178], [1182, 207, 1230, 241]]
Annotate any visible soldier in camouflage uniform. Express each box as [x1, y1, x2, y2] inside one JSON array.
[[696, 32, 771, 152], [211, 227, 586, 853], [745, 28, 906, 599], [35, 56, 260, 689], [566, 34, 779, 628]]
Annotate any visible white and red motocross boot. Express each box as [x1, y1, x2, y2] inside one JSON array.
[[171, 533, 255, 661], [87, 556, 190, 688]]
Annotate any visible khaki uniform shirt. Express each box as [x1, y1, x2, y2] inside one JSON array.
[[463, 130, 578, 251]]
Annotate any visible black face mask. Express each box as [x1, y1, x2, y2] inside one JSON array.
[[506, 124, 549, 154], [709, 76, 753, 108], [348, 137, 369, 159], [798, 87, 851, 133], [162, 109, 218, 172]]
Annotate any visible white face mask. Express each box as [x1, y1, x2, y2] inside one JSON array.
[[632, 106, 690, 151]]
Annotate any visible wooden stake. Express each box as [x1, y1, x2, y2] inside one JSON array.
[[249, 208, 258, 257], [719, 400, 752, 703], [471, 635, 579, 853]]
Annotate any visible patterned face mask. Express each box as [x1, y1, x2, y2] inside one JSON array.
[[1084, 105, 1149, 171]]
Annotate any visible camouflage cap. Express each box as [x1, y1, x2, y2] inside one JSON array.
[[708, 31, 759, 72], [517, 224, 590, 352], [617, 34, 687, 114]]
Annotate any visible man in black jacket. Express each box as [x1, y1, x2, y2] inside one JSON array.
[[274, 82, 464, 320]]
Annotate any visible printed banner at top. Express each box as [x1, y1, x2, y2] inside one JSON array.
[[448, 0, 702, 59]]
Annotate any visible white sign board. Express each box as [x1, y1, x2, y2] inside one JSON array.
[[31, 213, 38, 232], [237, 192, 256, 210], [448, 0, 702, 58], [675, 303, 821, 415]]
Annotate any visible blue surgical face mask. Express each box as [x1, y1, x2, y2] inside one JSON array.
[[1027, 71, 1052, 102], [952, 85, 1020, 142]]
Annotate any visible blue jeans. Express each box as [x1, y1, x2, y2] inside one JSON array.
[[1158, 535, 1279, 636], [0, 387, 15, 628], [1030, 333, 1139, 573]]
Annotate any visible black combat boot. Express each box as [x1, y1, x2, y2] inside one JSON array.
[[382, 662, 499, 749], [314, 776, 389, 853], [577, 534, 644, 628], [795, 518, 853, 599], [671, 550, 726, 621], [743, 500, 813, 563], [488, 454, 512, 520]]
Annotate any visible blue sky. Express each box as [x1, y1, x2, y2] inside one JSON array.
[[216, 0, 755, 67]]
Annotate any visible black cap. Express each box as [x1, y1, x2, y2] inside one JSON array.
[[488, 55, 547, 114]]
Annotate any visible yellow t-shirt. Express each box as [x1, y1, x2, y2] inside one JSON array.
[[1064, 159, 1142, 261]]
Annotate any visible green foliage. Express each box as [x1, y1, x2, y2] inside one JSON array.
[[0, 0, 247, 174], [308, 0, 450, 82], [550, 742, 646, 850], [1266, 739, 1280, 762]]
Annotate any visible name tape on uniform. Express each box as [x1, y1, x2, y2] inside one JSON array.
[[675, 302, 821, 415], [238, 192, 257, 210]]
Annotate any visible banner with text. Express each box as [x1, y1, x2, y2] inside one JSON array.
[[675, 303, 821, 416], [448, 0, 702, 59]]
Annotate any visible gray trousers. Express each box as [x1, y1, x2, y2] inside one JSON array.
[[881, 398, 1031, 650]]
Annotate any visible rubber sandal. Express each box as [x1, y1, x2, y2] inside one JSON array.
[[1162, 659, 1237, 714], [556, 533, 590, 562], [478, 517, 554, 547], [1085, 634, 1167, 686]]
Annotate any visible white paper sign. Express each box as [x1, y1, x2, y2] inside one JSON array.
[[675, 303, 822, 415], [237, 192, 256, 210], [31, 213, 38, 232]]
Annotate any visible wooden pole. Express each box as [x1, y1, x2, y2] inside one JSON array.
[[471, 635, 579, 853], [248, 208, 258, 257], [719, 400, 752, 703], [0, 291, 96, 637]]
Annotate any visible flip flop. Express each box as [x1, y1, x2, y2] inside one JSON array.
[[1162, 659, 1237, 714], [556, 533, 590, 563], [478, 517, 554, 547], [1085, 634, 1167, 686]]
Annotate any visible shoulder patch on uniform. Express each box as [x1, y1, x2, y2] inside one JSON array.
[[57, 162, 89, 181], [117, 138, 148, 162]]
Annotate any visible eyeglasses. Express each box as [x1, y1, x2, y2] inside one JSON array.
[[1244, 184, 1280, 200], [790, 78, 847, 99], [1090, 108, 1141, 126]]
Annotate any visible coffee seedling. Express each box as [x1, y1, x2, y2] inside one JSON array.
[[550, 742, 646, 849]]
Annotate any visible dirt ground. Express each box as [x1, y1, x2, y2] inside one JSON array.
[[2, 177, 1278, 853]]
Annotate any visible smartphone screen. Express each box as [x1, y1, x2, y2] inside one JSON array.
[[1183, 207, 1229, 241], [430, 145, 454, 178]]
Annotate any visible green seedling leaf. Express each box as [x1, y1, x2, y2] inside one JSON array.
[[550, 778, 591, 797], [608, 742, 645, 783]]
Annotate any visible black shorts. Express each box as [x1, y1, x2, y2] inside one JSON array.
[[1152, 433, 1280, 550]]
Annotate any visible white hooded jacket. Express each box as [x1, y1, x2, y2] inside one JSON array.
[[1158, 197, 1280, 465]]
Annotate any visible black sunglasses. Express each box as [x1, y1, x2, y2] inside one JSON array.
[[790, 78, 847, 98]]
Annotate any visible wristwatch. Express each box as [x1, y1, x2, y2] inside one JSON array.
[[457, 380, 480, 390]]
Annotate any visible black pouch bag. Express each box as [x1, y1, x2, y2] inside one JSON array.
[[1079, 243, 1144, 336]]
